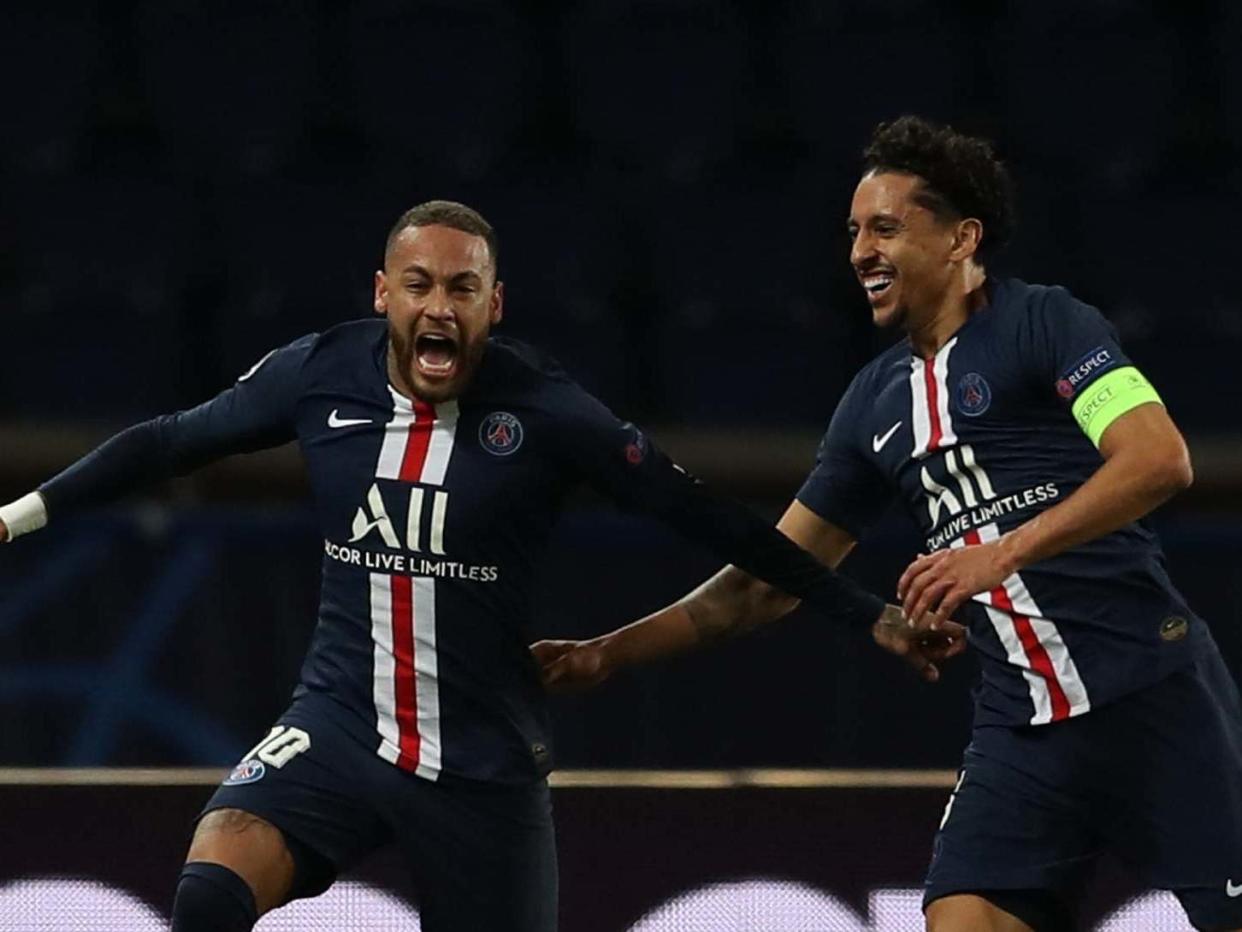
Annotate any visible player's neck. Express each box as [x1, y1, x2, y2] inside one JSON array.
[[907, 265, 988, 358]]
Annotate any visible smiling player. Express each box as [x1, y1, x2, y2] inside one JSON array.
[[535, 119, 1242, 932]]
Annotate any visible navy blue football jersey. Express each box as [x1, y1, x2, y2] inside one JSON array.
[[798, 278, 1205, 727], [40, 320, 881, 783]]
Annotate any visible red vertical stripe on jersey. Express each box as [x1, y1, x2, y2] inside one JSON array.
[[389, 574, 421, 771], [923, 358, 943, 452], [963, 529, 1071, 721], [398, 401, 436, 482]]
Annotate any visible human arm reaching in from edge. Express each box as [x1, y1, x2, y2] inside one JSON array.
[[899, 391, 1191, 630], [0, 336, 313, 546], [533, 499, 967, 691]]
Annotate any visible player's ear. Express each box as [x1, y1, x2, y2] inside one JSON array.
[[373, 270, 388, 316], [951, 218, 983, 262], [490, 280, 504, 325]]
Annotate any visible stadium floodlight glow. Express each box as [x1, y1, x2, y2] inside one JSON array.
[[0, 877, 1197, 931], [1094, 890, 1193, 931], [627, 879, 1193, 932], [629, 878, 874, 932], [0, 877, 165, 931], [254, 881, 422, 930]]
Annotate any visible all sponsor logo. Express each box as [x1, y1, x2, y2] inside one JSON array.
[[479, 412, 523, 456], [224, 759, 266, 785], [956, 373, 992, 417]]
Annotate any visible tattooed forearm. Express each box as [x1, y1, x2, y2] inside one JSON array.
[[682, 567, 797, 645]]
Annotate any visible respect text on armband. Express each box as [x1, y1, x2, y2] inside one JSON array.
[[324, 540, 500, 582]]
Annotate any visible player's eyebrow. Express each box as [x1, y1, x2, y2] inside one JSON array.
[[400, 265, 484, 281]]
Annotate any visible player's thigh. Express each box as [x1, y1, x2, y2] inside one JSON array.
[[391, 775, 557, 932], [1103, 645, 1242, 931], [201, 702, 392, 908], [923, 725, 1096, 923], [925, 893, 1035, 932], [186, 808, 295, 916]]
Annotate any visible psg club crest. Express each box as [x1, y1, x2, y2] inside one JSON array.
[[480, 412, 524, 456], [956, 372, 992, 417], [224, 759, 266, 786]]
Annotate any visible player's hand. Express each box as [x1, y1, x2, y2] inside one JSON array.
[[871, 604, 967, 683], [529, 638, 613, 693], [0, 519, 8, 544], [897, 542, 1014, 631]]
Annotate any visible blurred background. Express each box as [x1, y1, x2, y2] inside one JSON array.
[[0, 0, 1239, 926]]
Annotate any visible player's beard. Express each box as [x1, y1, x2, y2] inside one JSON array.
[[388, 326, 487, 404]]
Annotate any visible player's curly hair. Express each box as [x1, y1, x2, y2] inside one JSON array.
[[862, 116, 1014, 263], [385, 200, 499, 274]]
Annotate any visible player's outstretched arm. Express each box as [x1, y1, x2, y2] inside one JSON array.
[[899, 401, 1191, 629], [535, 502, 966, 690], [0, 336, 313, 544]]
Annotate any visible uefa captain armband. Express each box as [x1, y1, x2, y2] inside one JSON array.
[[1070, 366, 1163, 447]]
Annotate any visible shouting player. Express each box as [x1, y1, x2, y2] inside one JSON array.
[[535, 119, 1242, 932], [0, 200, 929, 931]]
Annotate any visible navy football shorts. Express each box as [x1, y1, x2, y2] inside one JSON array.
[[201, 692, 557, 932], [925, 636, 1242, 931]]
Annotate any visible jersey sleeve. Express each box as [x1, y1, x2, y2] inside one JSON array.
[[796, 374, 892, 538], [1021, 286, 1163, 446], [38, 334, 317, 518], [548, 379, 886, 628]]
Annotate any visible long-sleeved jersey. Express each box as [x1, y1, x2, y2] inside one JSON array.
[[41, 320, 882, 783], [798, 278, 1205, 728]]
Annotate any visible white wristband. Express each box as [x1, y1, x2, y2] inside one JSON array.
[[0, 492, 49, 541]]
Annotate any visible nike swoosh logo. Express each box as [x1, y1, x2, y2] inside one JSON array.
[[328, 409, 373, 429], [1227, 879, 1242, 897], [872, 421, 902, 453]]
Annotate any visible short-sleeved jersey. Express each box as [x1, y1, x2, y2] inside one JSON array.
[[798, 278, 1205, 727], [42, 320, 879, 784]]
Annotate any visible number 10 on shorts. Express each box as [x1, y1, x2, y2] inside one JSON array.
[[241, 725, 312, 769]]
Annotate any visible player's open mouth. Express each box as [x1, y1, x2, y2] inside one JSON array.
[[862, 272, 895, 303], [414, 333, 458, 380]]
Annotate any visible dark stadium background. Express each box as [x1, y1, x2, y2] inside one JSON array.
[[0, 2, 1238, 929]]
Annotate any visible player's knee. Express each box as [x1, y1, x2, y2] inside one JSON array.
[[172, 862, 257, 932]]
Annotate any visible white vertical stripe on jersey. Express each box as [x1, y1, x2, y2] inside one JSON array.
[[909, 338, 959, 459], [909, 357, 932, 458], [376, 395, 415, 480], [367, 388, 459, 778], [421, 400, 459, 485], [969, 523, 1089, 723], [998, 564, 1091, 718], [933, 337, 958, 447], [412, 576, 442, 780], [369, 573, 402, 765], [954, 527, 1051, 723]]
